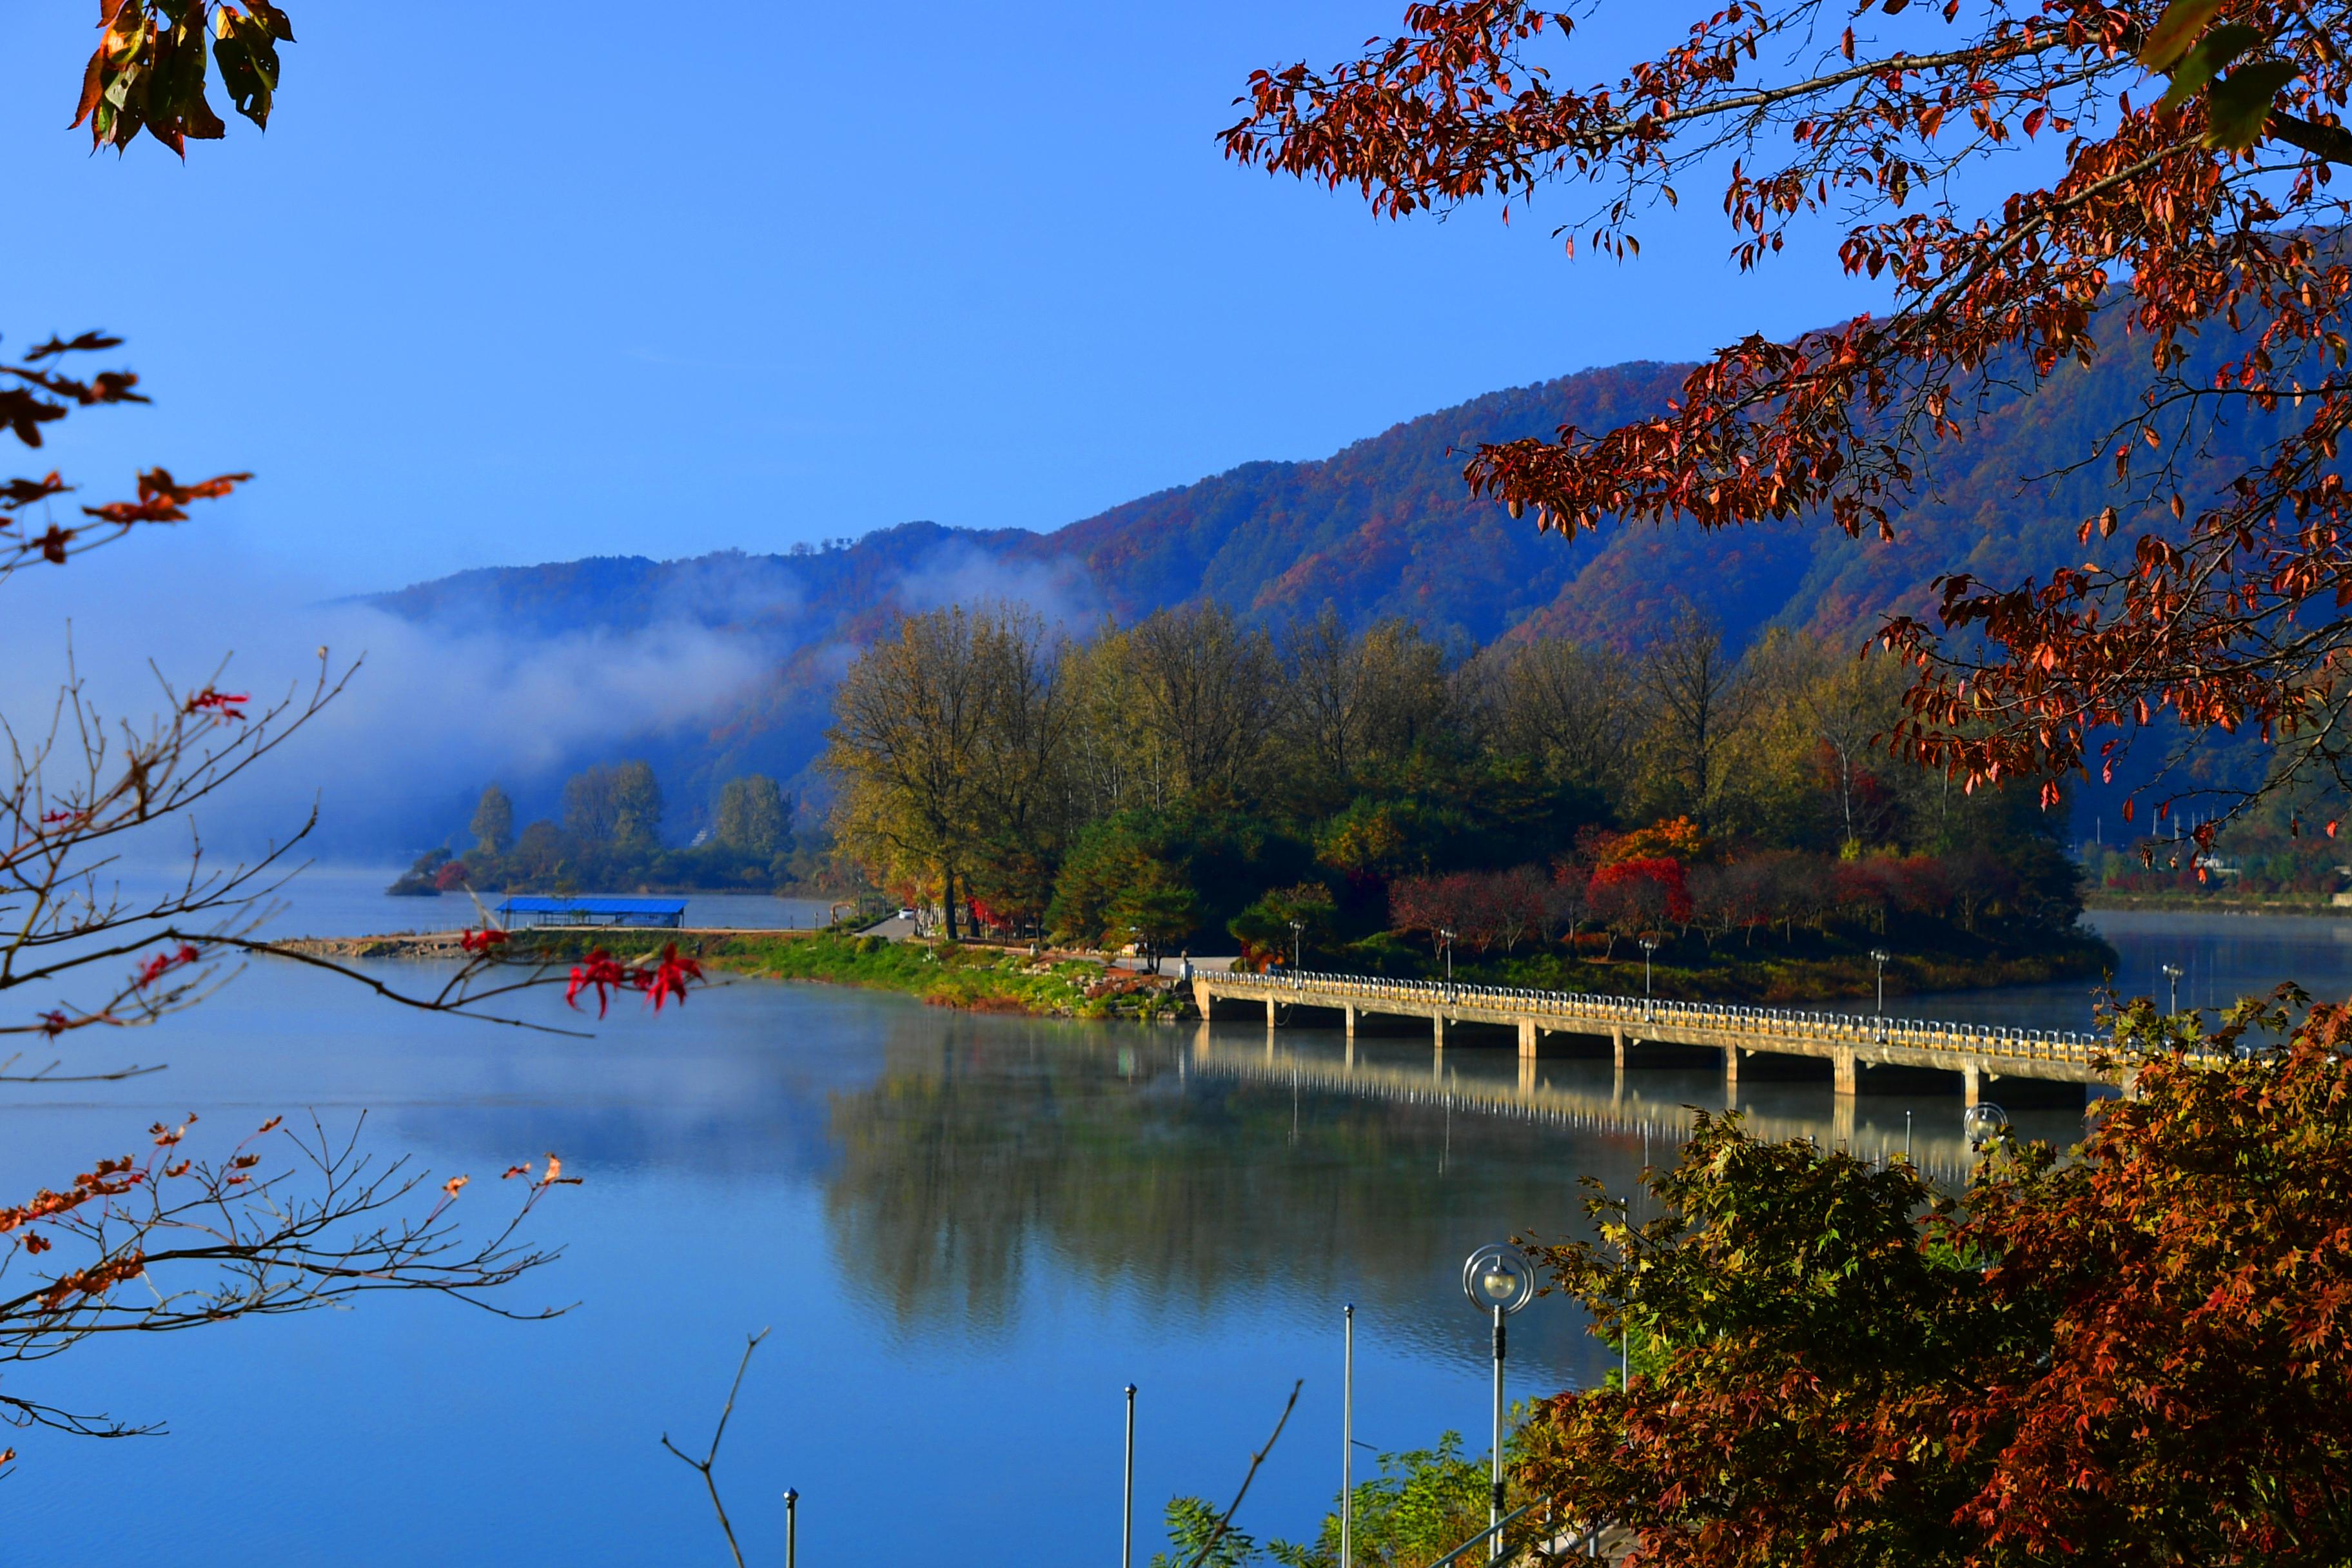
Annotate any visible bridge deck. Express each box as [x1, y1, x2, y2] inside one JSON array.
[[1192, 969, 2200, 1101]]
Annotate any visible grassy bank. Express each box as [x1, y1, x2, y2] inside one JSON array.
[[510, 930, 1189, 1021]]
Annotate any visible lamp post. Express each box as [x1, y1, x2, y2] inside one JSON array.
[[1638, 936, 1659, 1019], [2162, 962, 2185, 1015], [1122, 1384, 1137, 1568], [1870, 948, 1890, 1041], [783, 1489, 798, 1568], [1290, 918, 1306, 980], [1341, 1304, 1355, 1568], [1462, 1243, 1537, 1563], [1439, 927, 1456, 992]]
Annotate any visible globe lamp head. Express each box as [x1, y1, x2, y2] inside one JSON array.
[[1462, 1243, 1536, 1315]]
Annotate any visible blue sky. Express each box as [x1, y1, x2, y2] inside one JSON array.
[[3, 1, 1885, 596]]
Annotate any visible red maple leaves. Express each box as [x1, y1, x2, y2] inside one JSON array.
[[564, 944, 703, 1019]]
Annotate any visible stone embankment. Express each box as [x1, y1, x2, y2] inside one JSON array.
[[271, 931, 480, 959], [269, 927, 801, 961]]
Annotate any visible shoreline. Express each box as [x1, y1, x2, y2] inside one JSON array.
[[268, 928, 2111, 1023], [2086, 893, 2352, 918]]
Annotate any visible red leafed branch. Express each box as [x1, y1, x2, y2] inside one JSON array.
[[0, 1113, 575, 1444], [1228, 0, 2352, 821], [565, 944, 705, 1019]]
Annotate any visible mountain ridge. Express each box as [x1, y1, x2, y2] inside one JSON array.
[[369, 334, 2245, 832]]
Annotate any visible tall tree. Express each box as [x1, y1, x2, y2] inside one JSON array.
[[611, 760, 662, 852], [826, 606, 1062, 939], [469, 783, 514, 858], [1124, 605, 1279, 804], [1462, 636, 1636, 798], [1279, 610, 1455, 799], [562, 765, 621, 845], [1638, 612, 1750, 830], [1224, 0, 2352, 836], [713, 775, 789, 856]]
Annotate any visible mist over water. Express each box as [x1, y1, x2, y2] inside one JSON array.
[[3, 885, 2342, 1565], [0, 542, 786, 857]]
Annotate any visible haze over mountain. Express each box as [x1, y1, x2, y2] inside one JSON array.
[[371, 324, 2257, 841]]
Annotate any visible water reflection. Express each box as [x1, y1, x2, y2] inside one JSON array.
[[821, 1015, 1612, 1382], [809, 1010, 2104, 1391], [15, 900, 2348, 1563]]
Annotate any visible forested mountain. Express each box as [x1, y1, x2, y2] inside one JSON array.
[[371, 323, 2271, 831]]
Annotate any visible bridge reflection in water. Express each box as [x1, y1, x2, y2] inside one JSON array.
[[1185, 1024, 1996, 1185]]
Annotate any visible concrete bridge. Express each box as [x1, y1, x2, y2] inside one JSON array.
[[1191, 969, 2197, 1106]]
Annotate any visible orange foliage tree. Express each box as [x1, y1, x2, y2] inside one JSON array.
[[1226, 0, 2352, 842], [1517, 990, 2352, 1565]]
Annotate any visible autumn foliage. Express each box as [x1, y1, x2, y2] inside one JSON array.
[[1516, 990, 2352, 1566], [75, 2, 295, 156], [1228, 0, 2352, 828]]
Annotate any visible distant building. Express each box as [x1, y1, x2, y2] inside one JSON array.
[[496, 896, 687, 930]]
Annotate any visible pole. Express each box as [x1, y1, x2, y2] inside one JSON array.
[[1489, 1303, 1507, 1563], [1905, 1110, 1913, 1159], [1123, 1384, 1137, 1568], [783, 1489, 798, 1568], [1342, 1304, 1355, 1568]]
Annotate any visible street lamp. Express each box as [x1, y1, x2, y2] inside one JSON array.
[[1122, 1385, 1137, 1568], [1638, 936, 1660, 1018], [1289, 918, 1306, 979], [1439, 927, 1456, 990], [1870, 948, 1890, 1041], [2161, 962, 2185, 1015], [1462, 1243, 1536, 1563], [1964, 1102, 2010, 1153]]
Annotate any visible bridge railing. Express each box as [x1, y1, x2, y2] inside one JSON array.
[[1206, 968, 2112, 1066]]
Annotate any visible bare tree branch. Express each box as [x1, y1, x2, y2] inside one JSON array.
[[662, 1328, 772, 1568]]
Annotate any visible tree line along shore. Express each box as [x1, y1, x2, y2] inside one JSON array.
[[384, 602, 2115, 1008]]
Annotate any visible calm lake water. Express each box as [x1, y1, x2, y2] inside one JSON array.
[[7, 878, 2348, 1563]]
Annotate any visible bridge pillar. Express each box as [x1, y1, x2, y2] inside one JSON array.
[[1518, 1054, 1537, 1095], [1344, 1004, 1357, 1039], [1266, 996, 1278, 1029], [1518, 1019, 1538, 1059], [1832, 1047, 1858, 1096], [1611, 1025, 1625, 1072], [1724, 1046, 1740, 1094], [1962, 1061, 1981, 1108], [1433, 1014, 1446, 1050]]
